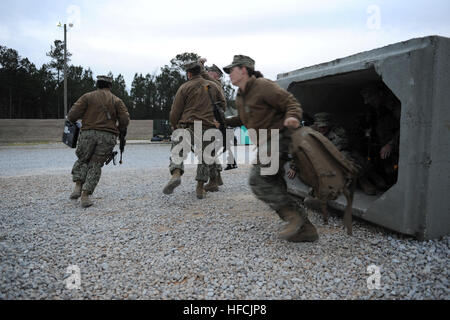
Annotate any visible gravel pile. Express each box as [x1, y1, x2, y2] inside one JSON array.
[[0, 166, 448, 299]]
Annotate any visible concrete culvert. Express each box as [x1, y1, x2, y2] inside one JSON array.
[[278, 35, 450, 240]]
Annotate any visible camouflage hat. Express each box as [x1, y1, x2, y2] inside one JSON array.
[[182, 60, 201, 72], [223, 55, 255, 74], [313, 112, 333, 127], [97, 75, 113, 83], [206, 64, 223, 78]]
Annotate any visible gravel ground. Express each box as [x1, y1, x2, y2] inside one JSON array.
[[0, 160, 448, 300]]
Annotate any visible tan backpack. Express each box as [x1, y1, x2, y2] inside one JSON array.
[[290, 126, 359, 235]]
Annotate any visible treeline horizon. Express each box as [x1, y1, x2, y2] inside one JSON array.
[[0, 42, 235, 120]]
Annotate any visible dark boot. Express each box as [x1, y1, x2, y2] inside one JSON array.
[[217, 171, 224, 186], [358, 176, 377, 195], [81, 191, 93, 208], [303, 197, 324, 211], [277, 207, 304, 240], [287, 216, 319, 243], [196, 181, 206, 199], [204, 176, 219, 192], [163, 169, 182, 195], [70, 181, 83, 199]]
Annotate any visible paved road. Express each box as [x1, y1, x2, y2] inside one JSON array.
[[0, 142, 256, 177]]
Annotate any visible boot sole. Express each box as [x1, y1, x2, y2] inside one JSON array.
[[70, 193, 81, 200], [81, 200, 93, 208], [287, 234, 319, 243], [163, 178, 181, 195]]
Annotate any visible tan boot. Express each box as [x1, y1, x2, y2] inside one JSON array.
[[204, 176, 219, 192], [287, 217, 319, 242], [70, 181, 83, 199], [196, 181, 206, 199], [217, 171, 224, 186], [81, 191, 93, 208], [278, 207, 304, 240], [163, 169, 182, 195]]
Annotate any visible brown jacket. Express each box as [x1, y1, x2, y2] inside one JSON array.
[[225, 76, 303, 143], [169, 75, 225, 129], [67, 89, 130, 135]]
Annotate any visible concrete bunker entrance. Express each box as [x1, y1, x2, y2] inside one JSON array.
[[286, 68, 402, 214]]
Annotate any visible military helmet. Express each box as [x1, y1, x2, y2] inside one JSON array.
[[97, 75, 113, 83], [223, 55, 255, 74], [206, 64, 223, 78], [313, 112, 333, 127]]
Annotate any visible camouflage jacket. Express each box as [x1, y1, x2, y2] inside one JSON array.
[[170, 75, 225, 129], [225, 76, 303, 145], [67, 89, 130, 135]]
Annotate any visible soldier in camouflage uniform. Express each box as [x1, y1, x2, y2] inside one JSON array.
[[198, 59, 227, 192], [223, 55, 319, 243], [163, 61, 225, 199], [68, 75, 130, 207], [360, 85, 401, 188]]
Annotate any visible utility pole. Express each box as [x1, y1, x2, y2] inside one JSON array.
[[64, 23, 67, 118], [58, 22, 73, 118]]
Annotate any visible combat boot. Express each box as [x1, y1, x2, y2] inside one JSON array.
[[163, 169, 182, 195], [196, 181, 206, 199], [303, 197, 324, 211], [81, 191, 93, 208], [277, 206, 304, 240], [204, 176, 219, 192], [358, 176, 377, 195], [70, 181, 83, 199], [217, 171, 224, 186], [286, 216, 319, 243]]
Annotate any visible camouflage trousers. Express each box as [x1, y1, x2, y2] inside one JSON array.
[[169, 126, 218, 182], [210, 130, 237, 178], [71, 130, 117, 194], [249, 129, 302, 214]]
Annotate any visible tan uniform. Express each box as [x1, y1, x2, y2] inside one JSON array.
[[67, 88, 130, 134], [168, 75, 225, 182], [226, 75, 304, 214], [226, 76, 302, 144], [169, 75, 225, 129], [68, 88, 130, 195]]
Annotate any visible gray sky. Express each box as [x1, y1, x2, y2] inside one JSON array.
[[1, 0, 449, 89]]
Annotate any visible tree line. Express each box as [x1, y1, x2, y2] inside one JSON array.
[[0, 42, 235, 120]]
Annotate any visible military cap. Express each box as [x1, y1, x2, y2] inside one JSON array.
[[313, 112, 333, 127], [97, 75, 113, 83], [206, 64, 223, 78], [182, 60, 201, 72], [223, 55, 255, 74]]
